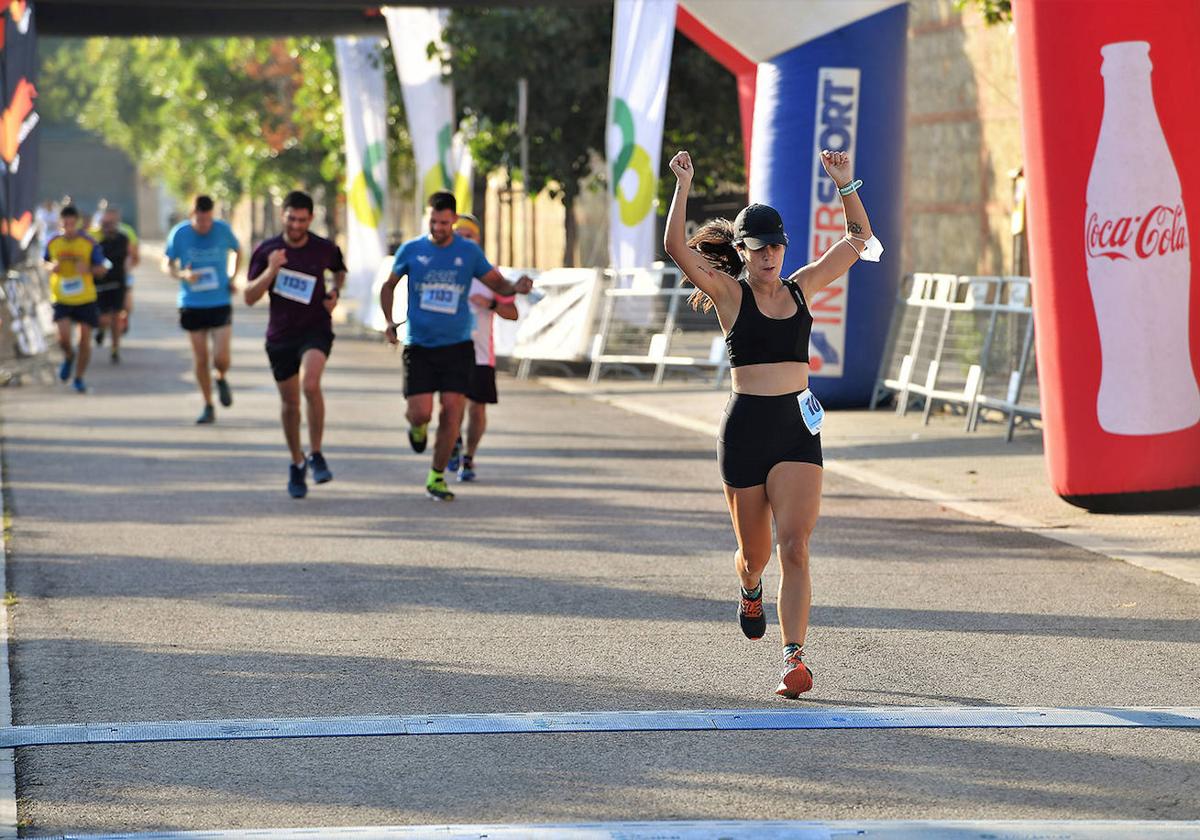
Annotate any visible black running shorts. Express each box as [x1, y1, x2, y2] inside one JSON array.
[[179, 305, 232, 332], [717, 391, 823, 488], [403, 340, 474, 397], [52, 302, 100, 328], [265, 331, 334, 382], [466, 364, 499, 404]]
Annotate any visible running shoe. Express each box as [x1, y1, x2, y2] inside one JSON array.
[[737, 587, 766, 640], [196, 404, 216, 425], [95, 328, 105, 346], [216, 378, 233, 408], [426, 474, 455, 502], [308, 451, 333, 484], [288, 462, 308, 499], [58, 357, 73, 382], [775, 649, 814, 699], [457, 455, 476, 482], [71, 378, 87, 394], [408, 423, 429, 453], [110, 350, 120, 365], [447, 437, 463, 472]]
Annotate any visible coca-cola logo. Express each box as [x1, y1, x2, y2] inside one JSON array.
[[1086, 204, 1188, 260]]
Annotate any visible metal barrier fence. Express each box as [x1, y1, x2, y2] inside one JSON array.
[[0, 266, 56, 385], [871, 273, 1040, 440], [586, 266, 726, 385]]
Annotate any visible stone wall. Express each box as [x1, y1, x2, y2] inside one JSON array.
[[905, 0, 1024, 276]]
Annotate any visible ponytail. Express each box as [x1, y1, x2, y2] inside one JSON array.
[[684, 219, 742, 313]]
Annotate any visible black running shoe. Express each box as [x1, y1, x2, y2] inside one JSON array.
[[738, 588, 766, 640], [308, 451, 333, 484], [408, 424, 429, 453], [95, 328, 105, 346], [288, 462, 308, 499], [196, 404, 215, 424], [216, 378, 233, 408]]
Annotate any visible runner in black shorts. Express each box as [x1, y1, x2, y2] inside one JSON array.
[[444, 214, 521, 482], [93, 208, 132, 364], [164, 195, 242, 424], [245, 190, 346, 499], [380, 192, 532, 501], [664, 148, 881, 698]]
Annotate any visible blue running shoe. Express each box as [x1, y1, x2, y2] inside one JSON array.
[[71, 378, 87, 394], [308, 451, 333, 484], [58, 357, 73, 382], [447, 436, 463, 472], [457, 455, 476, 482], [288, 462, 308, 499]]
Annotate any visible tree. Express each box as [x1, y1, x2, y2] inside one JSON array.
[[39, 36, 414, 226], [440, 7, 612, 266], [440, 7, 746, 266], [954, 0, 1012, 25]]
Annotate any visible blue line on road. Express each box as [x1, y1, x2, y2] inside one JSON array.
[[58, 819, 1200, 839], [4, 706, 1199, 749]]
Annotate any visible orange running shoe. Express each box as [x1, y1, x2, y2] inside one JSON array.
[[775, 648, 813, 698], [737, 588, 766, 639]]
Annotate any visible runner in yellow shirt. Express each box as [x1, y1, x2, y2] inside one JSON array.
[[44, 205, 108, 393]]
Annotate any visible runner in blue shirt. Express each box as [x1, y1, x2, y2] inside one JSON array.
[[163, 195, 242, 424], [380, 191, 532, 501]]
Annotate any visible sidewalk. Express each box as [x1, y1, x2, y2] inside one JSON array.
[[540, 377, 1200, 587]]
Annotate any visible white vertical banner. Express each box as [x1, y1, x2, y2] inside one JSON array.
[[334, 36, 389, 325], [606, 0, 676, 270], [383, 6, 473, 216]]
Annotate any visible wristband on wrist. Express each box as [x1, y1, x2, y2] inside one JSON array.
[[838, 179, 863, 196]]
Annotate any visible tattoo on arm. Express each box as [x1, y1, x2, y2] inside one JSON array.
[[847, 220, 863, 235]]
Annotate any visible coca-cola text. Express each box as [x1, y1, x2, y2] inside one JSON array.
[[1085, 204, 1187, 260]]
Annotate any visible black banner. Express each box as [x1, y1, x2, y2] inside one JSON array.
[[1, 1, 38, 269]]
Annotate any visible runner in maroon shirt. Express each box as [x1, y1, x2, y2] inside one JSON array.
[[245, 191, 347, 499]]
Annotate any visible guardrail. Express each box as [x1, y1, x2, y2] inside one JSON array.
[[871, 273, 1039, 440], [0, 265, 56, 385], [585, 266, 726, 385]]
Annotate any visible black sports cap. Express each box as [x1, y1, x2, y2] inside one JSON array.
[[733, 203, 789, 250]]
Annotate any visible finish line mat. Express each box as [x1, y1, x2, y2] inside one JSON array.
[[59, 819, 1200, 839], [4, 705, 1199, 749]]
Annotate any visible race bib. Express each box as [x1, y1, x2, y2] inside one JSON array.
[[797, 388, 825, 435], [190, 267, 220, 293], [419, 282, 462, 315], [274, 268, 319, 304], [59, 276, 85, 297]]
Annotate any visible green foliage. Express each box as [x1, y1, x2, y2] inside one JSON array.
[[954, 0, 1013, 25], [440, 7, 611, 204], [39, 36, 413, 207]]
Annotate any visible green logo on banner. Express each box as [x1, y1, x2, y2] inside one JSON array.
[[611, 97, 655, 227], [423, 124, 454, 200], [349, 141, 386, 228]]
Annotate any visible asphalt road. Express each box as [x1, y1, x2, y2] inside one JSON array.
[[2, 273, 1197, 835]]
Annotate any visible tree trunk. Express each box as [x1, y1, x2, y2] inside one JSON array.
[[562, 192, 577, 268]]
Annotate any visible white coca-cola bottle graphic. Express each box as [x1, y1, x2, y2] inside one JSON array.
[[1085, 41, 1200, 435]]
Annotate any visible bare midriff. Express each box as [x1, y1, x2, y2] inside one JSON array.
[[731, 360, 810, 396]]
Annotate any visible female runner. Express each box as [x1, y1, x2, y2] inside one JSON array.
[[663, 148, 881, 697]]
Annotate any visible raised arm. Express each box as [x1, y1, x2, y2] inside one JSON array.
[[663, 150, 736, 307], [479, 268, 533, 297], [790, 150, 876, 299]]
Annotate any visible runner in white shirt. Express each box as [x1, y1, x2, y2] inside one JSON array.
[[447, 214, 520, 481]]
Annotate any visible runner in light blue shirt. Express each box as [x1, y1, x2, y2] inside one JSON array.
[[379, 191, 532, 501]]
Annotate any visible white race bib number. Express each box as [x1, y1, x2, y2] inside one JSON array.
[[274, 268, 319, 304], [798, 388, 825, 435], [419, 282, 462, 315], [60, 276, 85, 297], [190, 267, 219, 293]]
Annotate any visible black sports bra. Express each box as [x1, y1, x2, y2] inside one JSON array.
[[724, 279, 812, 368]]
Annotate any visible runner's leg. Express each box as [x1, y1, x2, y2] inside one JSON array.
[[723, 483, 774, 592], [764, 462, 822, 647], [465, 401, 487, 457], [212, 324, 232, 382], [75, 323, 93, 378], [300, 348, 328, 455], [276, 374, 305, 465], [432, 392, 466, 471], [189, 329, 213, 406], [406, 393, 434, 428]]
